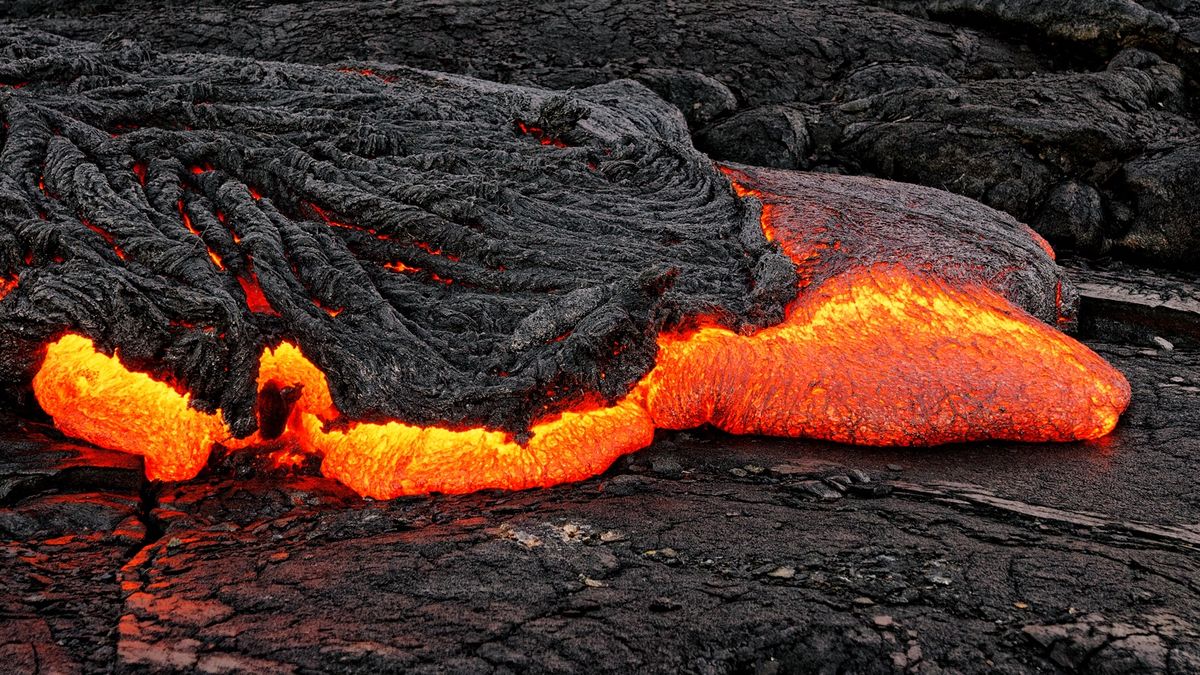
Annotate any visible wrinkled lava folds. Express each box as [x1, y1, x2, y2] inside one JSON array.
[[31, 167, 1129, 498], [0, 31, 1129, 498]]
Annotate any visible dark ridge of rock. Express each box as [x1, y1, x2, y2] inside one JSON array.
[[0, 28, 797, 437], [704, 47, 1200, 260], [2, 0, 1048, 107], [875, 0, 1181, 59], [11, 0, 1200, 264], [695, 107, 812, 169], [630, 69, 739, 131], [1064, 257, 1200, 349]]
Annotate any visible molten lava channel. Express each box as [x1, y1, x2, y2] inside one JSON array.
[[30, 180, 1131, 498]]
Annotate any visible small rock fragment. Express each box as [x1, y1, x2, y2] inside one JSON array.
[[826, 475, 852, 491], [766, 566, 796, 579], [605, 474, 649, 496], [650, 457, 683, 479], [849, 483, 893, 498], [649, 597, 682, 612], [907, 644, 922, 662], [789, 480, 843, 500]]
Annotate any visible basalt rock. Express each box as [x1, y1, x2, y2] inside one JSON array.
[[0, 28, 797, 438], [12, 0, 1200, 264]]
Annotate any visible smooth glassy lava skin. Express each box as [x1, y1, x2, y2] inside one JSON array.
[[31, 171, 1131, 498]]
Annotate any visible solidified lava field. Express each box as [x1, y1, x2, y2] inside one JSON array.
[[3, 1, 1200, 673]]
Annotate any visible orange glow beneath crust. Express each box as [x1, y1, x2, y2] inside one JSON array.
[[30, 260, 1130, 496], [515, 120, 569, 148], [237, 270, 279, 316], [80, 218, 129, 261], [385, 260, 452, 284], [0, 276, 17, 301], [30, 178, 1131, 498], [178, 199, 226, 270], [32, 338, 653, 497], [1027, 225, 1057, 261], [645, 264, 1127, 445]]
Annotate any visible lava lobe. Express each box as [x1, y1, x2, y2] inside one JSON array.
[[1, 30, 1129, 498]]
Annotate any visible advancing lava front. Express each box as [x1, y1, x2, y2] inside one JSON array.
[[0, 30, 1129, 498]]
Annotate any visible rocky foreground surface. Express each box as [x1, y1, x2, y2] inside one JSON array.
[[2, 262, 1199, 674]]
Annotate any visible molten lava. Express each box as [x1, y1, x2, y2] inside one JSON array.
[[646, 264, 1125, 444], [29, 173, 1131, 498], [33, 337, 654, 497]]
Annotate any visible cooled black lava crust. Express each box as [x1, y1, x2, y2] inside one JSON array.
[[0, 29, 798, 437]]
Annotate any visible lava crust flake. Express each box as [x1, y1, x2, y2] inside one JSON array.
[[1, 30, 1129, 497]]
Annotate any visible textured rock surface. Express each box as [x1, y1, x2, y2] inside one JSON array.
[[8, 0, 1200, 263], [0, 28, 795, 437], [0, 3, 1196, 672], [0, 263, 1197, 673], [0, 28, 1099, 456]]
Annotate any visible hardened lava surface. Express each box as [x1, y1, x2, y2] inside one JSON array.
[[0, 28, 796, 437], [2, 31, 1128, 497]]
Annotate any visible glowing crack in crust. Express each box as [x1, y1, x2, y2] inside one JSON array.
[[31, 168, 1130, 498]]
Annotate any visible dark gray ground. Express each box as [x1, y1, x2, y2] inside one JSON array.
[[3, 262, 1200, 674]]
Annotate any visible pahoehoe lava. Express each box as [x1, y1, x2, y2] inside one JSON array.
[[0, 29, 1129, 497], [0, 28, 796, 432]]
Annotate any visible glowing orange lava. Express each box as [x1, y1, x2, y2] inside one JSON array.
[[32, 337, 653, 497], [646, 263, 1126, 444], [236, 269, 279, 315], [29, 175, 1132, 498], [0, 276, 17, 301]]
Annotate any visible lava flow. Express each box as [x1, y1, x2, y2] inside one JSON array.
[[29, 173, 1131, 498]]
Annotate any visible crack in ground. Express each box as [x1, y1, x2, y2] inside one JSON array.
[[889, 481, 1200, 554]]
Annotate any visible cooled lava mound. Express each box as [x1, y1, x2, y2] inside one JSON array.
[[0, 30, 1129, 497]]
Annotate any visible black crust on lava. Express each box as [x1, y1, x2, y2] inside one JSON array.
[[0, 29, 798, 437]]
